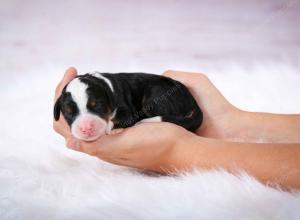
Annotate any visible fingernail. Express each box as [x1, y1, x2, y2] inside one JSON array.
[[67, 137, 79, 150]]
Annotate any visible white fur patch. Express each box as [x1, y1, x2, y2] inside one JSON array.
[[71, 113, 107, 141], [91, 72, 114, 92], [138, 116, 162, 123], [106, 109, 117, 134], [66, 78, 88, 114]]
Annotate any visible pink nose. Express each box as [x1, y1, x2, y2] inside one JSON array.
[[79, 123, 96, 135]]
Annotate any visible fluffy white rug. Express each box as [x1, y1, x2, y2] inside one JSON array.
[[0, 64, 300, 220]]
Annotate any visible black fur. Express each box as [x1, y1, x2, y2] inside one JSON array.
[[54, 72, 203, 132]]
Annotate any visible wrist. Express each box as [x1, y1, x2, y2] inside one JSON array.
[[210, 106, 246, 142], [233, 110, 266, 142], [218, 108, 261, 142], [228, 109, 252, 141], [163, 133, 208, 173]]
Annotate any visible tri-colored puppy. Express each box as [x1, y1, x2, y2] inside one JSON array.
[[54, 72, 203, 141]]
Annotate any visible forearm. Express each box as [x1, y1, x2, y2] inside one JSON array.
[[236, 111, 300, 143], [168, 136, 300, 189]]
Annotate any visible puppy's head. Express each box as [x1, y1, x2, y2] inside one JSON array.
[[54, 74, 115, 141]]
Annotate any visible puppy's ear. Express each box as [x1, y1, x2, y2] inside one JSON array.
[[54, 97, 61, 121]]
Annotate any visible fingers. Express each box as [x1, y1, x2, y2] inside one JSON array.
[[163, 69, 188, 78], [163, 70, 188, 83], [66, 131, 125, 156], [71, 129, 125, 153], [54, 67, 78, 101], [163, 70, 208, 89]]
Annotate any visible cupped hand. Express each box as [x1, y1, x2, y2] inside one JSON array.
[[163, 70, 242, 141], [66, 122, 194, 172]]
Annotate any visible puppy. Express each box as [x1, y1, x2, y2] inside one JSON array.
[[54, 72, 203, 141]]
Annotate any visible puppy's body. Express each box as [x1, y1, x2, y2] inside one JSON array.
[[54, 72, 203, 141]]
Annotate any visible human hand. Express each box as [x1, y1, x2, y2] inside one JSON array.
[[53, 67, 77, 140], [163, 70, 243, 141], [66, 122, 194, 172]]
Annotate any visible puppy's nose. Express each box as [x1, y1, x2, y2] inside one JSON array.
[[79, 123, 95, 135]]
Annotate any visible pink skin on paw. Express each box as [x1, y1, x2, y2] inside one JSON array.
[[71, 114, 107, 141]]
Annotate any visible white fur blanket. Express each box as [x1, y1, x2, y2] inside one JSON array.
[[0, 64, 299, 220]]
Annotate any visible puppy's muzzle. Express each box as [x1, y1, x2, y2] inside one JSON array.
[[72, 114, 107, 141]]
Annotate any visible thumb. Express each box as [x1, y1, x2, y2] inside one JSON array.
[[55, 67, 78, 102]]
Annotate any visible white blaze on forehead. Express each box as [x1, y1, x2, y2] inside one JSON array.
[[91, 72, 114, 92], [66, 78, 88, 114]]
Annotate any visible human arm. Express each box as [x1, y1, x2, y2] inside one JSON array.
[[172, 135, 300, 189], [235, 112, 300, 143]]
